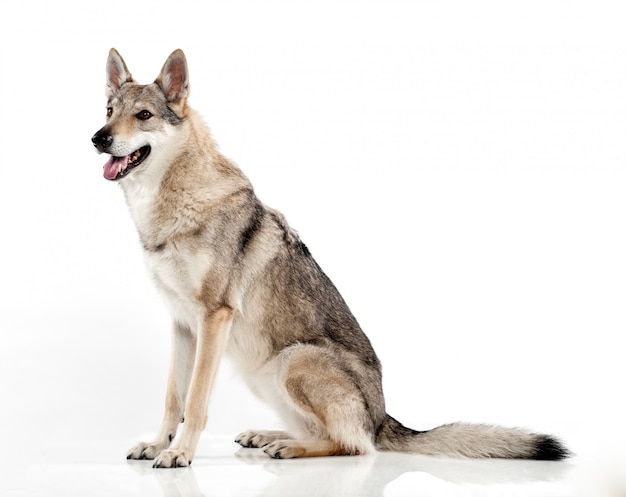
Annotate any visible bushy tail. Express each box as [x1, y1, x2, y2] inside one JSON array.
[[376, 415, 570, 460]]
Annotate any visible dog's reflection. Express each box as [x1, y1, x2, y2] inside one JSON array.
[[237, 448, 571, 496], [126, 460, 204, 497], [127, 446, 571, 497]]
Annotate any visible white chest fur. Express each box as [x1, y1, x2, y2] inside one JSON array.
[[143, 243, 213, 329], [122, 169, 210, 329]]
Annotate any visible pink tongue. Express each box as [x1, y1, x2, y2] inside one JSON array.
[[103, 155, 129, 180]]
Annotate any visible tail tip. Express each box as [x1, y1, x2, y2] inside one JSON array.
[[533, 435, 571, 461]]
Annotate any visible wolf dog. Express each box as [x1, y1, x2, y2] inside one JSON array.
[[92, 48, 569, 468]]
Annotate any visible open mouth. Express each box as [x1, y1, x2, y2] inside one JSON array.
[[103, 145, 151, 180]]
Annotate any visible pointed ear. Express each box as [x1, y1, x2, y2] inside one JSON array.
[[106, 48, 133, 98], [155, 49, 189, 106]]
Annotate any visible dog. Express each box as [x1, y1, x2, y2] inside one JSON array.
[[92, 48, 569, 468]]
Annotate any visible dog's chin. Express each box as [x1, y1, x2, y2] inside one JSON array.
[[103, 145, 151, 181]]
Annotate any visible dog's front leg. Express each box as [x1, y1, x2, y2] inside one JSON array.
[[127, 321, 196, 460], [153, 306, 234, 468]]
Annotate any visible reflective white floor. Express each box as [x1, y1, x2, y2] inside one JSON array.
[[3, 435, 625, 497]]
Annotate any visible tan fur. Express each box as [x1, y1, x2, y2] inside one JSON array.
[[264, 440, 354, 458], [93, 49, 569, 467], [151, 306, 234, 468]]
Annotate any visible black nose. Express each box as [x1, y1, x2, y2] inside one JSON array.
[[92, 130, 113, 151]]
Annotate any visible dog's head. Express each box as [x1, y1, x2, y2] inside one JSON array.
[[92, 48, 189, 181]]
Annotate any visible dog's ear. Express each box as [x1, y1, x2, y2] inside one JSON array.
[[106, 48, 134, 98], [156, 49, 189, 108]]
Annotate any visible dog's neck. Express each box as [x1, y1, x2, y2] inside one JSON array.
[[120, 109, 251, 249]]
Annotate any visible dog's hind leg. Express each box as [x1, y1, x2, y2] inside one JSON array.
[[264, 439, 353, 458], [263, 343, 376, 458], [127, 320, 196, 460], [235, 430, 291, 448]]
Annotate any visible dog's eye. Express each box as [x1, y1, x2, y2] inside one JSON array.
[[137, 110, 153, 121], [106, 107, 113, 118]]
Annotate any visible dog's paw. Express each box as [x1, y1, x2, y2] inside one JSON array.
[[235, 430, 287, 448], [127, 441, 168, 460], [234, 430, 267, 448], [263, 440, 305, 459], [153, 449, 192, 468]]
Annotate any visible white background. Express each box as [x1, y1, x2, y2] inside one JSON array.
[[0, 0, 624, 470]]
